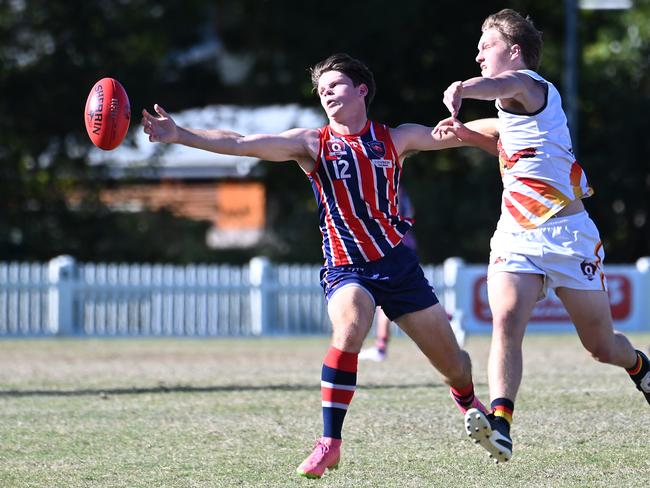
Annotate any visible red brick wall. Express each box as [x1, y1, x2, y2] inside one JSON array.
[[100, 181, 265, 230]]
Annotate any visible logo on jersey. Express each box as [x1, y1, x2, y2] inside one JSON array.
[[363, 140, 386, 159], [326, 140, 347, 160], [371, 159, 392, 169], [580, 260, 599, 281]]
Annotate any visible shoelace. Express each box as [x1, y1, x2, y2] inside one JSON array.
[[309, 439, 330, 461], [309, 440, 330, 459]]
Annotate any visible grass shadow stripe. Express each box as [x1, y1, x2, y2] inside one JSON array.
[[0, 382, 442, 397]]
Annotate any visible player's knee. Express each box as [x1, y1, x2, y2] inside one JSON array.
[[331, 324, 367, 352], [491, 306, 517, 326], [586, 343, 616, 364], [491, 310, 525, 337]]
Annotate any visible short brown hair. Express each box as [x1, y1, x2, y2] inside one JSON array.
[[482, 9, 543, 71], [310, 53, 376, 112]]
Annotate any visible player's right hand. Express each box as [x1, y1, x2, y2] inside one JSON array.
[[141, 104, 179, 143]]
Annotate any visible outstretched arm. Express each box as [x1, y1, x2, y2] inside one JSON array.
[[433, 117, 499, 156], [391, 118, 499, 158], [442, 71, 545, 116], [141, 104, 319, 172]]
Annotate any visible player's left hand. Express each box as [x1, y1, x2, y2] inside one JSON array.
[[442, 81, 464, 117], [432, 116, 469, 140]]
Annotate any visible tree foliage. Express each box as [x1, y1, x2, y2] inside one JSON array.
[[0, 0, 648, 263], [0, 0, 219, 262], [578, 2, 650, 261]]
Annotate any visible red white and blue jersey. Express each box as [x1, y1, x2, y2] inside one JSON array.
[[307, 120, 413, 266]]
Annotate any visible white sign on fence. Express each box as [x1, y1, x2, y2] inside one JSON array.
[[456, 258, 650, 334]]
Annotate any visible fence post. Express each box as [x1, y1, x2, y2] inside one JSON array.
[[636, 257, 650, 331], [443, 257, 465, 312], [443, 257, 466, 346], [250, 256, 272, 336], [48, 255, 77, 336]]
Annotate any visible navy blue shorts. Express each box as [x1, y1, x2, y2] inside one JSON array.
[[319, 243, 438, 321]]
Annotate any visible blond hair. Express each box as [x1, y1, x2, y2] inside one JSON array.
[[482, 9, 543, 70]]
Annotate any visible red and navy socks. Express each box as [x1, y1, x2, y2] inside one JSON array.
[[375, 336, 388, 355], [450, 382, 478, 411], [321, 346, 358, 439]]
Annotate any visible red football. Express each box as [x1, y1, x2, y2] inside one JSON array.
[[84, 77, 131, 150]]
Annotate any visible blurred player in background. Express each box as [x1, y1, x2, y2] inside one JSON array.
[[359, 186, 416, 362], [435, 8, 650, 464], [143, 53, 497, 479], [359, 188, 466, 362]]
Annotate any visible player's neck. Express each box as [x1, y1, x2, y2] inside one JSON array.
[[328, 113, 368, 136]]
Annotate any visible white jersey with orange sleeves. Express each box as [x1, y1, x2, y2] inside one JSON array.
[[495, 69, 593, 232]]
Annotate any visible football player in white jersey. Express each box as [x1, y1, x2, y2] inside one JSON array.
[[434, 8, 650, 464]]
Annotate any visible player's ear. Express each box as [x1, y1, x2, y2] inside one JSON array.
[[358, 83, 368, 97], [510, 44, 521, 60]]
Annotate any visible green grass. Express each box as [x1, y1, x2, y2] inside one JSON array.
[[1, 333, 649, 487]]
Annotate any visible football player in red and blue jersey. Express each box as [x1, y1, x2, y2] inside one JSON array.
[[142, 53, 498, 479]]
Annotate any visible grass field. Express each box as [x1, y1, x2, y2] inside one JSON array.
[[1, 333, 649, 487]]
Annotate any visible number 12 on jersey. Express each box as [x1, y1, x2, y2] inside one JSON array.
[[331, 159, 351, 180]]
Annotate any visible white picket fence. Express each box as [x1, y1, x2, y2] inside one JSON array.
[[0, 255, 450, 337], [4, 255, 649, 337]]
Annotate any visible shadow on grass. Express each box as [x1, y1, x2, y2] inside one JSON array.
[[0, 382, 443, 397]]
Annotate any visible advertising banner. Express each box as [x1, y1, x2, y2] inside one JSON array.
[[455, 262, 650, 334]]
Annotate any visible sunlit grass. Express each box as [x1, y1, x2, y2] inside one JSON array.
[[0, 333, 648, 487]]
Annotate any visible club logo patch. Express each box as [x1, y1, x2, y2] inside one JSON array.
[[326, 140, 347, 160], [580, 260, 599, 281], [363, 140, 386, 159]]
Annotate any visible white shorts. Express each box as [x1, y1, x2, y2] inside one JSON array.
[[488, 211, 607, 298]]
